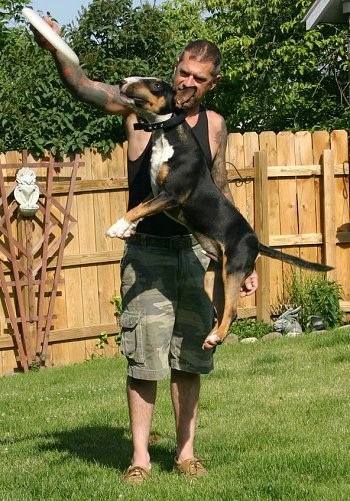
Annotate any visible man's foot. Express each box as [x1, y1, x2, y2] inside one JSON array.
[[123, 465, 151, 484], [174, 457, 208, 477]]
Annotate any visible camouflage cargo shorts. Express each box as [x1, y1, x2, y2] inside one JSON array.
[[120, 233, 215, 380]]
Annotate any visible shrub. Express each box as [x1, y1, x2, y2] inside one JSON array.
[[274, 270, 344, 332], [228, 318, 273, 340], [111, 295, 123, 345], [111, 295, 122, 318]]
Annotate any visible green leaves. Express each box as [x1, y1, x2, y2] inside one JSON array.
[[203, 0, 348, 132], [228, 318, 273, 340], [0, 0, 348, 156], [0, 0, 207, 157], [276, 270, 344, 332]]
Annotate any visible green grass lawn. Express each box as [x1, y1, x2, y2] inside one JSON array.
[[1, 327, 350, 500]]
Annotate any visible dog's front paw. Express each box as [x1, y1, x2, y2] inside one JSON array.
[[202, 333, 223, 351], [106, 218, 137, 239]]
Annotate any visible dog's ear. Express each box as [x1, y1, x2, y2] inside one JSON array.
[[174, 86, 197, 107]]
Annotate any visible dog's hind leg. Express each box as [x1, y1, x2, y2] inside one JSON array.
[[193, 233, 222, 262], [202, 252, 246, 350], [204, 259, 225, 325]]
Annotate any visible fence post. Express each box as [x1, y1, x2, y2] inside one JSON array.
[[254, 151, 271, 323], [322, 149, 337, 281]]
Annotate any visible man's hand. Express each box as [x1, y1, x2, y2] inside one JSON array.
[[240, 270, 258, 297], [31, 16, 60, 52]]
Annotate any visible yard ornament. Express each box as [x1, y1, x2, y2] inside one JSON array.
[[14, 167, 40, 217], [273, 306, 303, 335]]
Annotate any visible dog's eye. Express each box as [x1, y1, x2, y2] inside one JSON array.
[[153, 82, 162, 91]]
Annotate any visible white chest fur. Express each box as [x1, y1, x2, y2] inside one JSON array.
[[150, 133, 174, 195]]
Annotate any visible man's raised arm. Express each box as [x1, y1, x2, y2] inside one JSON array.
[[33, 16, 129, 116]]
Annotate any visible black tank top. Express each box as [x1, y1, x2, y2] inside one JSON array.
[[127, 106, 212, 237]]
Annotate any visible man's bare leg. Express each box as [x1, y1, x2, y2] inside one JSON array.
[[127, 375, 156, 469], [170, 369, 200, 461]]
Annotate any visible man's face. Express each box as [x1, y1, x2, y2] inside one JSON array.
[[173, 51, 220, 109]]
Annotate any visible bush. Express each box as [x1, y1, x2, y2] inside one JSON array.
[[274, 270, 344, 332], [228, 318, 273, 340]]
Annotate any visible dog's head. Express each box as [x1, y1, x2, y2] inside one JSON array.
[[119, 77, 196, 121]]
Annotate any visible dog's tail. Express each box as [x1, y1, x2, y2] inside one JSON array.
[[258, 243, 333, 272]]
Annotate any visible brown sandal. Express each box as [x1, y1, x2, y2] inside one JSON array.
[[174, 457, 208, 477], [123, 465, 151, 484]]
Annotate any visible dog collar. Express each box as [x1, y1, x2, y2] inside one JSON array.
[[134, 109, 187, 132]]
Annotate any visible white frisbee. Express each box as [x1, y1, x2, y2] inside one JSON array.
[[22, 7, 79, 65]]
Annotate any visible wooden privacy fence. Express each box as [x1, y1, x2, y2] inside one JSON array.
[[0, 130, 349, 375]]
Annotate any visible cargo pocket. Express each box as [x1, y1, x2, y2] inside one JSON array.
[[120, 311, 144, 363]]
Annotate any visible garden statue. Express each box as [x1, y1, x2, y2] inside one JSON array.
[[273, 306, 303, 335], [14, 167, 40, 216]]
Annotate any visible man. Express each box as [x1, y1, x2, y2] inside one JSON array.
[[35, 23, 258, 483]]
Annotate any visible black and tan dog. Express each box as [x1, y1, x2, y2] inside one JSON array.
[[107, 77, 332, 350]]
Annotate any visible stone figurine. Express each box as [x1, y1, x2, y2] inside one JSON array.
[[273, 306, 303, 335], [14, 167, 40, 216]]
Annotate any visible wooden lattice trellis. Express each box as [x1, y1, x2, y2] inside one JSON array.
[[0, 151, 82, 371]]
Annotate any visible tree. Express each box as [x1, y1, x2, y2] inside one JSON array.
[[0, 0, 348, 157], [0, 0, 29, 42], [201, 0, 349, 131], [0, 0, 206, 157], [68, 0, 208, 81]]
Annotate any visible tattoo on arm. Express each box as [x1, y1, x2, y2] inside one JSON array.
[[211, 120, 235, 205], [56, 57, 121, 110]]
